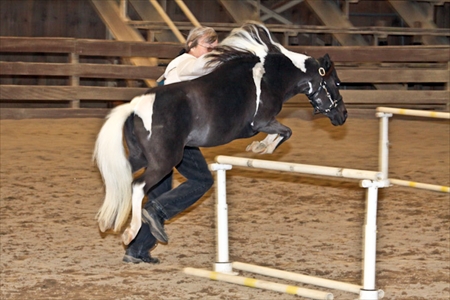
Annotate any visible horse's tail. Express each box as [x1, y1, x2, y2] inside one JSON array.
[[93, 101, 137, 233]]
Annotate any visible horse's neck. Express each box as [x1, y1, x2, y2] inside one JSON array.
[[263, 54, 310, 100]]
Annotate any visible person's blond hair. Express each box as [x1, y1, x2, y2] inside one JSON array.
[[185, 27, 218, 52]]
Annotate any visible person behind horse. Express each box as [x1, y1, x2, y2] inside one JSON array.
[[123, 27, 219, 264]]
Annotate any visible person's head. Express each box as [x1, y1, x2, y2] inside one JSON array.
[[185, 26, 218, 58]]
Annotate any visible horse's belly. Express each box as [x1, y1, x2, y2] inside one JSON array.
[[186, 125, 255, 148]]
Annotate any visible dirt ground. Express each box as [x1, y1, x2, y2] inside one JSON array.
[[1, 108, 449, 300]]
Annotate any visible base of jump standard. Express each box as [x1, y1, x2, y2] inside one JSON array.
[[184, 156, 388, 299]]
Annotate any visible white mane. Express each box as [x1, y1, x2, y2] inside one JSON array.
[[219, 26, 270, 63], [219, 23, 308, 72]]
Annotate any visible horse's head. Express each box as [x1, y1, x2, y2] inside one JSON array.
[[308, 54, 347, 126]]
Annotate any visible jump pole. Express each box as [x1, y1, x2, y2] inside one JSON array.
[[186, 156, 387, 299], [376, 107, 450, 193], [376, 107, 450, 119], [184, 267, 334, 300], [215, 155, 384, 181], [231, 262, 361, 295]]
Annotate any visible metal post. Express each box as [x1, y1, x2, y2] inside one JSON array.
[[359, 180, 386, 300], [209, 163, 234, 274], [376, 112, 392, 180]]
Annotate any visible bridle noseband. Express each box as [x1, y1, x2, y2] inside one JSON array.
[[307, 65, 342, 115]]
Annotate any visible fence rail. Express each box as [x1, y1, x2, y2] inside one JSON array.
[[1, 37, 449, 118]]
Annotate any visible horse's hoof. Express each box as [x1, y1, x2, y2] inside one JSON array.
[[122, 229, 133, 245], [246, 141, 259, 152], [246, 141, 267, 153], [98, 220, 109, 233], [251, 142, 269, 154]]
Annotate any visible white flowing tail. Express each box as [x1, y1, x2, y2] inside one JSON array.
[[93, 102, 136, 232]]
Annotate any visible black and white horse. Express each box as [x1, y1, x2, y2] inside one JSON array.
[[94, 23, 347, 245]]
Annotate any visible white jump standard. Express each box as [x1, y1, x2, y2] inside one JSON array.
[[376, 107, 450, 193], [185, 156, 388, 299]]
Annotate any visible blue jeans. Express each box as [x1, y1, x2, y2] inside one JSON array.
[[126, 146, 213, 256]]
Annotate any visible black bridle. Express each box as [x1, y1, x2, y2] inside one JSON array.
[[307, 66, 342, 115]]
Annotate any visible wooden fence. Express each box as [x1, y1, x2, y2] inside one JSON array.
[[0, 37, 449, 118]]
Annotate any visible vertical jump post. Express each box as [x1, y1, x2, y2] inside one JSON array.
[[209, 163, 235, 275], [186, 156, 387, 299], [376, 107, 450, 193]]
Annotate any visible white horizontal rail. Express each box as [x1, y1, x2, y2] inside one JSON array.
[[215, 155, 383, 181], [376, 107, 450, 119], [389, 178, 450, 193], [184, 267, 334, 300], [232, 262, 362, 295]]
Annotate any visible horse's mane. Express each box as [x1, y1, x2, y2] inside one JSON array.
[[207, 22, 283, 65], [206, 22, 309, 73]]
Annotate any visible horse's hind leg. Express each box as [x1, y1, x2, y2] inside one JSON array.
[[121, 114, 150, 245], [122, 182, 145, 245], [121, 164, 175, 245], [121, 114, 184, 245], [124, 114, 147, 173]]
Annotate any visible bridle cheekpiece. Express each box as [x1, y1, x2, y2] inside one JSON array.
[[308, 65, 342, 115]]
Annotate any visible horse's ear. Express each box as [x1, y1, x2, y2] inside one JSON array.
[[322, 53, 332, 70]]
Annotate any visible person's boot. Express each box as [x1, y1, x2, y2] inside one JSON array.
[[142, 206, 168, 243], [123, 247, 160, 264]]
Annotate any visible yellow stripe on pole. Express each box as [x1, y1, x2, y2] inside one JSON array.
[[243, 277, 257, 287], [389, 178, 450, 193], [209, 271, 218, 280], [286, 285, 299, 295]]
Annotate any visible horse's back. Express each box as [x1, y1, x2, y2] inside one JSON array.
[[188, 60, 262, 145]]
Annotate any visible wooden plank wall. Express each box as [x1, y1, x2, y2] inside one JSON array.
[[0, 0, 105, 38], [0, 0, 108, 89], [0, 37, 449, 119]]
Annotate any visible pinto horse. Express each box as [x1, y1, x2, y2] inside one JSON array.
[[94, 23, 347, 245]]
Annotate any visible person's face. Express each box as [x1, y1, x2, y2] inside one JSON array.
[[189, 36, 218, 58]]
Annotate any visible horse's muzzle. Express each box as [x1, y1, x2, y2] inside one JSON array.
[[329, 106, 348, 126]]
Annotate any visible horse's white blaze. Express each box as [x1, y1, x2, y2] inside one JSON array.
[[308, 82, 313, 94], [133, 93, 156, 139], [251, 62, 265, 124]]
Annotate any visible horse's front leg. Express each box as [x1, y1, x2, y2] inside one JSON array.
[[247, 120, 292, 154]]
